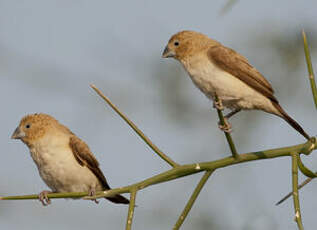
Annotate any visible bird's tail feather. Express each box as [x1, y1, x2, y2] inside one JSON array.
[[106, 194, 130, 204], [273, 103, 310, 140]]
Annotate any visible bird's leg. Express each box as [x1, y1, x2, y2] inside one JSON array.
[[224, 108, 241, 119], [218, 109, 241, 133], [38, 190, 52, 206], [213, 99, 224, 110], [88, 187, 99, 204]]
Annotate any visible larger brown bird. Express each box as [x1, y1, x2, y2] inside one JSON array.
[[162, 30, 310, 140], [11, 113, 129, 205]]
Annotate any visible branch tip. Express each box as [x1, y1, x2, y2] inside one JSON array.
[[302, 29, 317, 109], [91, 84, 179, 168]]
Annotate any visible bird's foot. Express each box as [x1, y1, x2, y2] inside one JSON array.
[[88, 188, 99, 204], [213, 100, 224, 110], [218, 118, 232, 133], [39, 190, 52, 206]]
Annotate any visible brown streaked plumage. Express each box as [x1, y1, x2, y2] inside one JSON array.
[[162, 30, 310, 140], [11, 113, 129, 205]]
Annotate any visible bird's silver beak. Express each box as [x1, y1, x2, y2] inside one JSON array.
[[162, 46, 175, 58], [11, 127, 25, 139]]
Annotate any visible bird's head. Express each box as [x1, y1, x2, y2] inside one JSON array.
[[11, 113, 60, 146], [162, 30, 218, 61]]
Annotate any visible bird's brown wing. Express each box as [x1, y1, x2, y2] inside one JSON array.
[[207, 45, 278, 103], [208, 45, 310, 140], [69, 135, 130, 204], [69, 135, 111, 189]]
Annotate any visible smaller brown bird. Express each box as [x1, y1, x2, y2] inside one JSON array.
[[162, 30, 310, 140], [11, 113, 129, 206]]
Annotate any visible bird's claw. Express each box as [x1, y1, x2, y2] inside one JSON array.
[[39, 190, 52, 206], [213, 100, 224, 110], [88, 188, 99, 204], [218, 118, 232, 133]]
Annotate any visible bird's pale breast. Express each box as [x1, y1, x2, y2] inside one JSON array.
[[29, 134, 102, 193]]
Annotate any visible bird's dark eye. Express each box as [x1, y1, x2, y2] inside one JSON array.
[[174, 41, 179, 46], [25, 124, 31, 129]]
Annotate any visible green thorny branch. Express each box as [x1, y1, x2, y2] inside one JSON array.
[[291, 152, 304, 230], [1, 85, 316, 230], [1, 31, 317, 230], [275, 30, 317, 210], [302, 30, 317, 108]]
